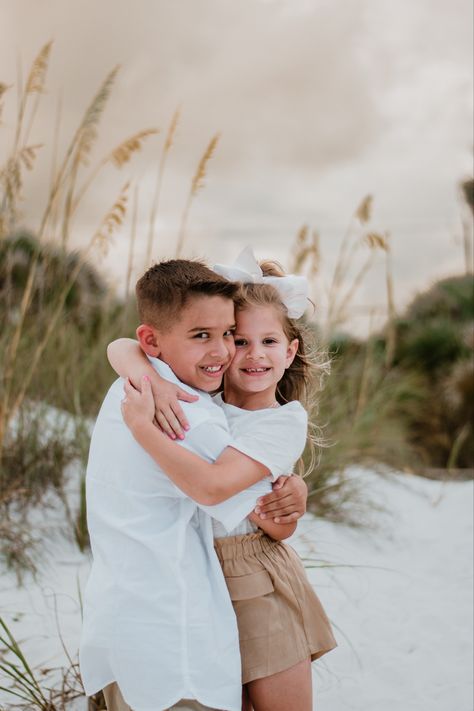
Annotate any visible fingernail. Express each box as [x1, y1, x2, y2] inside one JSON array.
[[260, 513, 266, 520], [274, 517, 280, 523], [179, 434, 185, 440], [254, 507, 261, 514], [143, 375, 149, 381], [184, 425, 190, 431], [256, 498, 263, 505]]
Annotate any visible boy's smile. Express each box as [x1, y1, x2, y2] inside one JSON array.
[[153, 295, 236, 392]]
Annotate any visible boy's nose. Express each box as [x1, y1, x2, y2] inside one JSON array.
[[209, 340, 231, 359]]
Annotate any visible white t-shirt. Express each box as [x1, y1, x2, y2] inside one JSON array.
[[80, 359, 272, 711], [211, 393, 308, 538]]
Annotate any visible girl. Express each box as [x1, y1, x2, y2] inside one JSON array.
[[113, 251, 336, 711]]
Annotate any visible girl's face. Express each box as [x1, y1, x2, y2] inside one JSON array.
[[225, 305, 298, 402]]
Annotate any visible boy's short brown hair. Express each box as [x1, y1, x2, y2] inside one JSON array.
[[136, 259, 238, 330]]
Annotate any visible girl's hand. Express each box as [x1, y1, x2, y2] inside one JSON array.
[[253, 475, 308, 524], [147, 372, 199, 440], [121, 377, 155, 433]]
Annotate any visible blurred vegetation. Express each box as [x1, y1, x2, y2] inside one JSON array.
[[0, 230, 137, 415], [0, 230, 141, 573], [305, 272, 473, 523], [390, 274, 474, 470], [306, 336, 424, 523]]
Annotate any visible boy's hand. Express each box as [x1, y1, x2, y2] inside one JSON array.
[[121, 376, 156, 432], [253, 475, 308, 524], [147, 372, 199, 440]]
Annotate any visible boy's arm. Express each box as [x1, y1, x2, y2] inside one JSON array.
[[256, 475, 308, 524], [108, 338, 198, 438]]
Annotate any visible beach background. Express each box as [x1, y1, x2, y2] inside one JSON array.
[[0, 1, 473, 709]]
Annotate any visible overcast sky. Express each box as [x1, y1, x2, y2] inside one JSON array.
[[1, 0, 472, 333]]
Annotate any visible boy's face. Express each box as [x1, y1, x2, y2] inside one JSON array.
[[143, 295, 236, 392]]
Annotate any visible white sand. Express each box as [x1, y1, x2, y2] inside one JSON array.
[[298, 469, 473, 711], [0, 468, 472, 710]]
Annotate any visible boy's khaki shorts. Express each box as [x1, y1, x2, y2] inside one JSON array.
[[102, 682, 221, 711]]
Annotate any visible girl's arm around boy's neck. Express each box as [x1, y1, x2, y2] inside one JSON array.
[[108, 338, 198, 439], [108, 338, 155, 387]]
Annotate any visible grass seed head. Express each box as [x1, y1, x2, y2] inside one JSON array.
[[25, 40, 53, 94]]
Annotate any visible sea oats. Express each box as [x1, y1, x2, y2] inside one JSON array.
[[175, 133, 220, 257], [125, 183, 140, 298], [111, 129, 159, 168], [25, 41, 53, 94], [384, 232, 397, 367], [0, 82, 11, 123], [72, 127, 158, 217], [18, 144, 43, 172], [364, 231, 388, 251], [291, 224, 321, 278], [145, 108, 181, 266], [164, 107, 180, 152], [191, 133, 220, 195], [75, 66, 120, 166], [355, 194, 373, 224], [92, 181, 129, 256]]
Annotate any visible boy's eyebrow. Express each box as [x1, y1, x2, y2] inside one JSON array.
[[187, 324, 236, 333]]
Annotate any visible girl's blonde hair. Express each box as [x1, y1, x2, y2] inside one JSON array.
[[234, 260, 329, 475]]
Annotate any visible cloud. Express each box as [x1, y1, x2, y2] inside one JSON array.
[[1, 0, 472, 333]]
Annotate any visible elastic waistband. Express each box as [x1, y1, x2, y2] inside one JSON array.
[[214, 531, 280, 560]]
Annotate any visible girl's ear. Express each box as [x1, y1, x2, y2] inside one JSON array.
[[285, 338, 299, 368], [136, 324, 160, 357]]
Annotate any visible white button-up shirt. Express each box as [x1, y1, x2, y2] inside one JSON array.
[[80, 359, 269, 711]]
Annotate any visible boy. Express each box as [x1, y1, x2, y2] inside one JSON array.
[[80, 260, 308, 711]]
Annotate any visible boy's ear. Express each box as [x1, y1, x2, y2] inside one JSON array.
[[136, 324, 161, 357]]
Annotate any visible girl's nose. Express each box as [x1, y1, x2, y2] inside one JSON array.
[[246, 349, 264, 361]]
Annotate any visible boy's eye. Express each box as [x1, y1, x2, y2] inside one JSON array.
[[234, 338, 248, 347], [224, 329, 235, 337], [193, 332, 210, 339]]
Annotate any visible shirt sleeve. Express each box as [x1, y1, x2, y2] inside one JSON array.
[[229, 405, 308, 482], [179, 419, 269, 533], [198, 479, 272, 533]]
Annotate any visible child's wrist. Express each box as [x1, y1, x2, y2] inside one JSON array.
[[130, 415, 153, 437]]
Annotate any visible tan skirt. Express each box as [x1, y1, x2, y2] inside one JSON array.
[[214, 531, 337, 684]]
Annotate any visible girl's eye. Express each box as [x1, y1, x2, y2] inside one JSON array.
[[224, 330, 235, 337], [263, 338, 278, 345]]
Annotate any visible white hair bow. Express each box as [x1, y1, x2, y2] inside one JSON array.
[[213, 246, 309, 319]]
